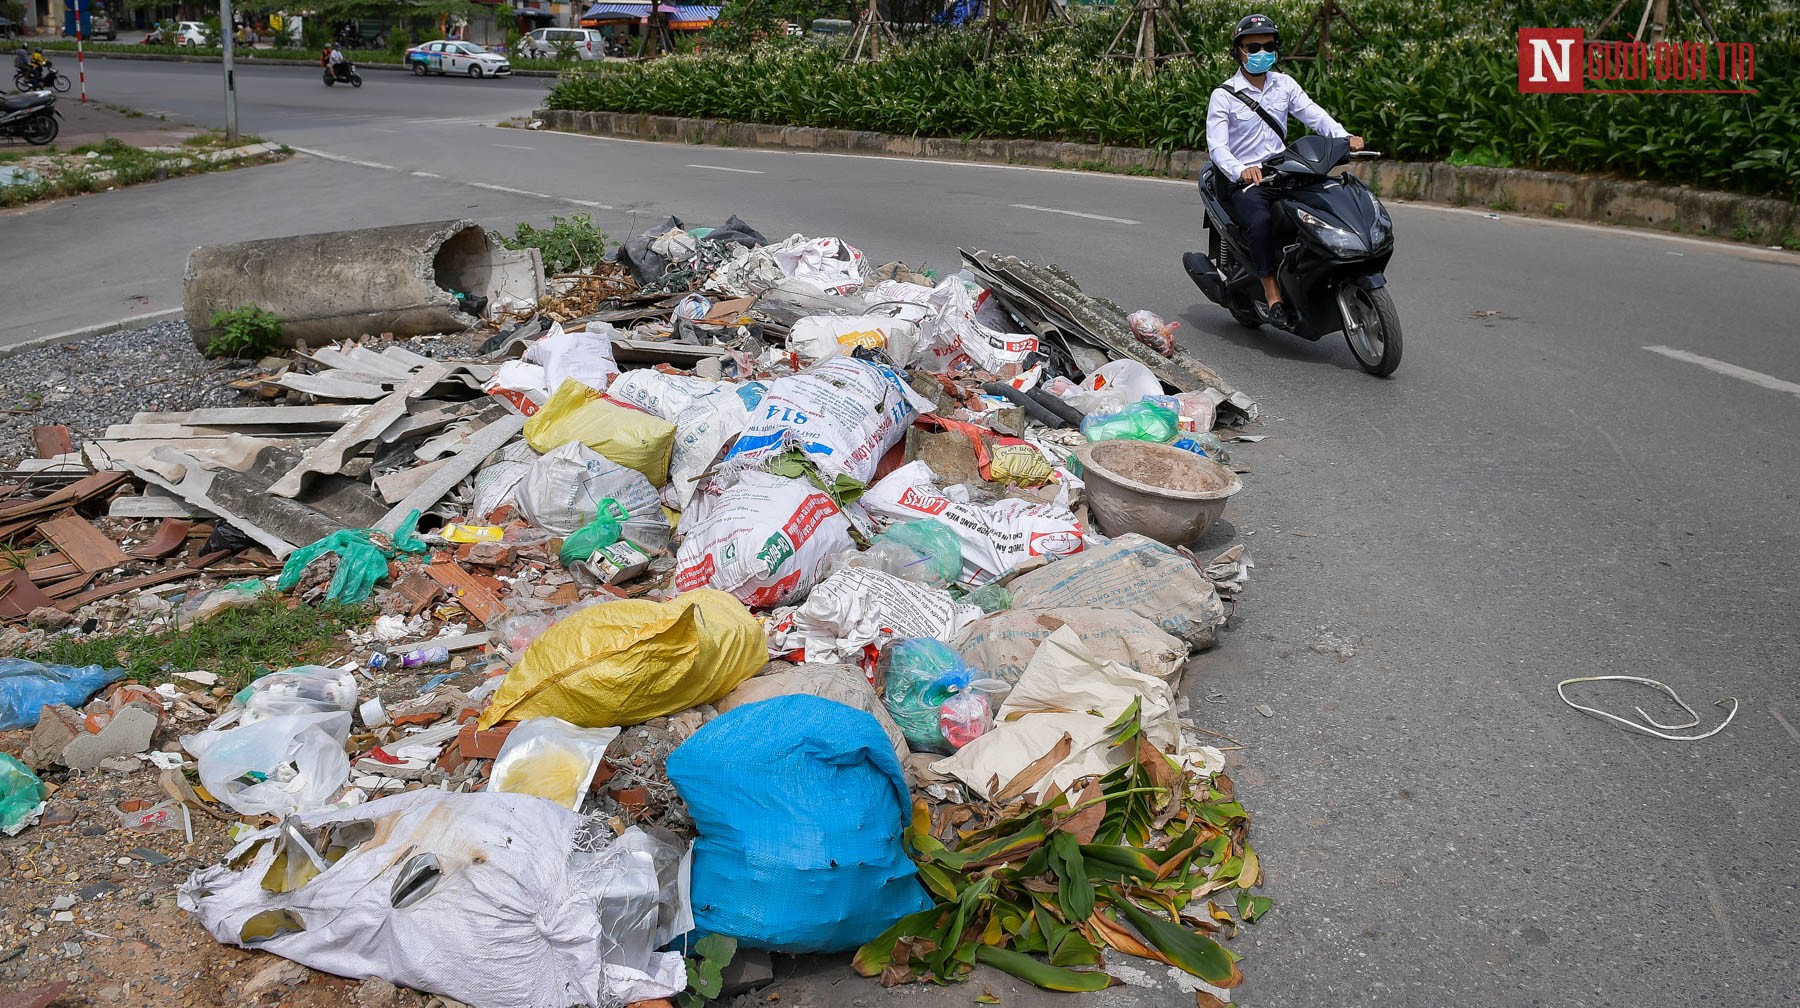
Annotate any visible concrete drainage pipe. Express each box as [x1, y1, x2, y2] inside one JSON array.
[[183, 219, 543, 353]]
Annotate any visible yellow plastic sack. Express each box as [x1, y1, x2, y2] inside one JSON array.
[[480, 590, 765, 729], [522, 378, 678, 487]]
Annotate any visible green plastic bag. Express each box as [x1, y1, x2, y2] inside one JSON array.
[[1079, 400, 1179, 444], [558, 499, 627, 566], [0, 753, 47, 837], [870, 520, 963, 586], [276, 510, 428, 604]]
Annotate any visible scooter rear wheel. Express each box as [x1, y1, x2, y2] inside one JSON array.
[[21, 112, 58, 145], [1339, 284, 1403, 377]]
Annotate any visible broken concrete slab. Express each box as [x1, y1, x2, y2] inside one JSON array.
[[128, 405, 363, 428], [60, 705, 161, 772]]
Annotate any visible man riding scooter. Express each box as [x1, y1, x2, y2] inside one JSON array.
[[1205, 13, 1363, 328], [14, 43, 51, 89]]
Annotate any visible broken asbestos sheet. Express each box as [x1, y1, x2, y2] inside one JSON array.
[[177, 789, 688, 1008]]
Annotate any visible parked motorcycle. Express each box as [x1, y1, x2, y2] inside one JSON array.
[[323, 59, 363, 87], [0, 89, 60, 145], [1183, 134, 1402, 376]]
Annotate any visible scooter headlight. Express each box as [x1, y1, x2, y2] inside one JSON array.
[[1295, 208, 1366, 255]]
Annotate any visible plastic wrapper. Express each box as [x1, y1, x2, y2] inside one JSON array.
[[1060, 359, 1164, 416], [230, 666, 358, 727], [878, 639, 972, 754], [512, 441, 666, 540], [788, 315, 921, 365], [488, 716, 621, 811], [765, 566, 984, 665]]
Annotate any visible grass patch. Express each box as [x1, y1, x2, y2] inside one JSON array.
[[33, 596, 370, 690], [0, 134, 283, 209]]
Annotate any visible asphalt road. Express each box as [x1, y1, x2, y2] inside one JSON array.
[[5, 60, 1800, 1008]]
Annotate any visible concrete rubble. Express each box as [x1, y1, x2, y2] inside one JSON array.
[[0, 215, 1279, 1008]]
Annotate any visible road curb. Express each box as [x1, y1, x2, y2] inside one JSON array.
[[1, 308, 186, 359], [533, 108, 1799, 248], [37, 49, 562, 77]]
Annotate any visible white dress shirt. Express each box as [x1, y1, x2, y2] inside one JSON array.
[[1205, 69, 1349, 183]]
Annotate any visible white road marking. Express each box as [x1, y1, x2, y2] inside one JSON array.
[[1011, 203, 1142, 225], [493, 143, 536, 150], [289, 146, 613, 209], [1643, 345, 1800, 398], [685, 163, 764, 174]]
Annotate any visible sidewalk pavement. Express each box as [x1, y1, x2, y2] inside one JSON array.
[[44, 100, 202, 152]]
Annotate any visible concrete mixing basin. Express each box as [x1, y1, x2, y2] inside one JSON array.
[[1076, 440, 1242, 545]]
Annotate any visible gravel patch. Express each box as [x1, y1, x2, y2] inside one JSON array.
[[0, 320, 496, 468], [0, 319, 254, 468]]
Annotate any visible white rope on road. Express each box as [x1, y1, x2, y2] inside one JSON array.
[[1558, 675, 1738, 740]]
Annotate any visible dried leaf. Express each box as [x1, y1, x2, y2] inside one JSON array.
[[1056, 780, 1106, 844], [1238, 844, 1261, 888], [995, 733, 1073, 803], [1196, 990, 1232, 1008], [1089, 909, 1159, 959]]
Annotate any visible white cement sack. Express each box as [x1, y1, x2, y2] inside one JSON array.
[[788, 315, 922, 365], [953, 607, 1188, 685], [864, 461, 1086, 586], [673, 471, 853, 608], [721, 357, 932, 488], [176, 789, 687, 1008], [772, 236, 866, 295], [1006, 533, 1226, 649], [607, 370, 722, 421], [765, 566, 983, 665], [607, 371, 768, 508], [718, 662, 910, 765]]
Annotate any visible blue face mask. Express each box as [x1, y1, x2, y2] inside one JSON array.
[[1244, 50, 1277, 74]]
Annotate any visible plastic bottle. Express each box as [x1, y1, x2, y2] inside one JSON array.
[[1079, 400, 1180, 444], [400, 646, 450, 669]]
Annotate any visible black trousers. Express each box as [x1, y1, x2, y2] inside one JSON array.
[[1228, 182, 1283, 279]]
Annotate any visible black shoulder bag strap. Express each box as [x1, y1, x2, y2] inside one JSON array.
[[1227, 87, 1288, 141]]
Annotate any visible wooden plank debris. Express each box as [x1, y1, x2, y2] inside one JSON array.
[[127, 519, 195, 560], [38, 512, 130, 573]]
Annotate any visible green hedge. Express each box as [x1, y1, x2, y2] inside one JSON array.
[[547, 3, 1799, 200]]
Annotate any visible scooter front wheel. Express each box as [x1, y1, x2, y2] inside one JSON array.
[[350, 73, 363, 87], [1338, 284, 1403, 377]]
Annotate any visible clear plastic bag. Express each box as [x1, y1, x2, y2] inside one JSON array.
[[232, 666, 358, 727], [183, 711, 352, 817], [1126, 310, 1179, 356]]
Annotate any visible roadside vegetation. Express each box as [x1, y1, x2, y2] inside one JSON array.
[[0, 133, 285, 208], [546, 0, 1798, 201]]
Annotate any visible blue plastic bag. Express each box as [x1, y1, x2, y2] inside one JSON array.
[[667, 694, 933, 953], [0, 659, 126, 731]]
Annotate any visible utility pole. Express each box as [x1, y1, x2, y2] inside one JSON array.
[[220, 0, 239, 141]]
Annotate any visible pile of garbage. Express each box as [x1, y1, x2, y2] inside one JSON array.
[[0, 215, 1273, 1008]]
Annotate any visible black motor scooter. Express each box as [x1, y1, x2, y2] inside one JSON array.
[[323, 58, 363, 87], [1184, 134, 1402, 376], [0, 88, 59, 145]]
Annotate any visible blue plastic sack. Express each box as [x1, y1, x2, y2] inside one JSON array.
[[0, 659, 126, 731], [667, 694, 933, 953]]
